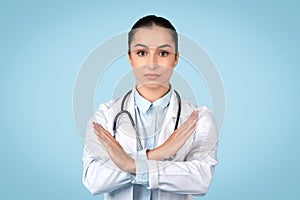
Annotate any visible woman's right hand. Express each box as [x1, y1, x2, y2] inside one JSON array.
[[147, 110, 199, 160]]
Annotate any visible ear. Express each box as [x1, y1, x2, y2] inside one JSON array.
[[128, 51, 132, 64], [174, 52, 179, 67]]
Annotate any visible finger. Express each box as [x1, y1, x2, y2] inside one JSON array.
[[187, 111, 199, 126], [177, 111, 199, 132], [190, 110, 199, 120], [93, 124, 112, 146], [179, 112, 198, 137], [93, 122, 114, 140], [181, 118, 198, 138], [94, 128, 114, 152], [93, 122, 103, 135], [100, 125, 123, 146], [97, 125, 123, 148], [93, 125, 125, 156], [98, 125, 115, 140], [176, 116, 193, 131], [184, 110, 198, 125], [184, 112, 198, 131], [93, 123, 123, 149], [95, 127, 111, 145], [93, 127, 109, 146], [93, 125, 106, 142]]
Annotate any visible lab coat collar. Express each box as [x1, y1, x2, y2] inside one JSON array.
[[133, 87, 172, 113], [126, 88, 179, 120]]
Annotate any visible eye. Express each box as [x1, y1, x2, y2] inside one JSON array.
[[159, 51, 169, 57], [137, 50, 147, 57]]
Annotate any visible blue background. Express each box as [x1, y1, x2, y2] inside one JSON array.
[[1, 0, 299, 199]]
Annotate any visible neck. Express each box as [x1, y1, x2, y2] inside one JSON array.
[[136, 85, 170, 103]]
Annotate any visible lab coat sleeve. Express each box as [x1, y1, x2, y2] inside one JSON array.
[[82, 102, 132, 195], [147, 107, 218, 195], [131, 149, 149, 185]]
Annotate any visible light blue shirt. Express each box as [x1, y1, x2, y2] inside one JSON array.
[[131, 87, 172, 200]]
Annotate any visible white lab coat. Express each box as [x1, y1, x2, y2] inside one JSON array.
[[82, 90, 218, 200]]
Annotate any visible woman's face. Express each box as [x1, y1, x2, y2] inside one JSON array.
[[128, 27, 179, 90]]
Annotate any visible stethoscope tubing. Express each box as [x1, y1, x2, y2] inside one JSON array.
[[112, 89, 181, 150]]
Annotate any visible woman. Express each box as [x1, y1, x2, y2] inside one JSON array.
[[82, 15, 218, 200]]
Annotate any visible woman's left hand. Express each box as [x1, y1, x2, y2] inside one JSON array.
[[93, 122, 136, 174]]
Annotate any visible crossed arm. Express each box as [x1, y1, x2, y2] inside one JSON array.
[[83, 107, 218, 195], [92, 110, 199, 174]]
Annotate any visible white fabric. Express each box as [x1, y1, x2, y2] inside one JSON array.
[[82, 90, 218, 200]]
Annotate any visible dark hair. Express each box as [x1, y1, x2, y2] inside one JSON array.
[[128, 15, 178, 52]]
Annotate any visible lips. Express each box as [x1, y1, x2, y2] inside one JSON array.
[[144, 74, 160, 80]]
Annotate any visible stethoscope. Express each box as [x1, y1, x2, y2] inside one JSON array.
[[113, 89, 182, 151]]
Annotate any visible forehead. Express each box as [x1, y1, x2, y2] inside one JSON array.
[[131, 27, 175, 48]]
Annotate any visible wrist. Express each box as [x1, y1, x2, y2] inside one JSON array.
[[147, 149, 164, 161], [129, 159, 136, 174]]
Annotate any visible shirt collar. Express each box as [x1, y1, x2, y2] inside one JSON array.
[[134, 86, 172, 113]]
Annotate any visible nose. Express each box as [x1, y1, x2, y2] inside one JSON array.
[[147, 50, 158, 70]]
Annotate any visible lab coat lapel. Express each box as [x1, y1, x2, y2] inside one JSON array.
[[157, 91, 179, 146], [120, 91, 136, 153], [126, 91, 136, 124], [111, 91, 137, 154]]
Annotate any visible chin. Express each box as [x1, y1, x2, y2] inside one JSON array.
[[145, 83, 161, 89], [139, 82, 169, 90]]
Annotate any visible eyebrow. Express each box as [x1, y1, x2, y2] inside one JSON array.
[[133, 43, 172, 49], [157, 44, 172, 49], [133, 44, 148, 48]]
